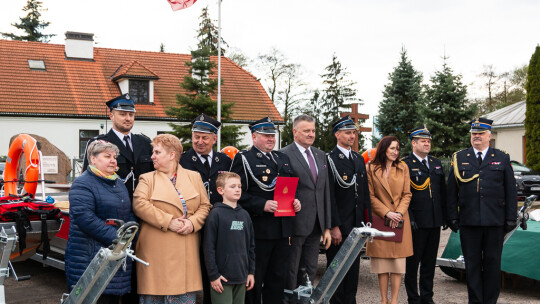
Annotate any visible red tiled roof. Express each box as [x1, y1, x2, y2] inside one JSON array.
[[111, 60, 159, 80], [0, 39, 282, 122]]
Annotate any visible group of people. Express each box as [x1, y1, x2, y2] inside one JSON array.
[[65, 93, 517, 304]]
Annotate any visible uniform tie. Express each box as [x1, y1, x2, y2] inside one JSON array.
[[349, 151, 355, 166], [265, 152, 275, 164], [305, 149, 317, 183], [421, 159, 428, 169], [123, 135, 134, 160], [477, 152, 483, 166], [202, 154, 210, 173]]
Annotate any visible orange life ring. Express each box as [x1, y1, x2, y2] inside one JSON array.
[[3, 134, 40, 197], [220, 146, 239, 160], [361, 148, 377, 164]]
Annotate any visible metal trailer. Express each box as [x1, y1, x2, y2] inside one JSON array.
[[284, 224, 394, 304], [436, 194, 537, 279], [61, 220, 148, 304]]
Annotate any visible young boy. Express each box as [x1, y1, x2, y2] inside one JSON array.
[[204, 172, 255, 304]]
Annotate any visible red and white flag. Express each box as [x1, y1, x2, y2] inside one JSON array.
[[167, 0, 197, 11]]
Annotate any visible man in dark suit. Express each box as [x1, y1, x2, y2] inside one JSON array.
[[230, 116, 301, 304], [180, 113, 231, 304], [402, 126, 446, 304], [280, 114, 332, 290], [82, 93, 153, 303], [447, 118, 517, 304], [82, 93, 154, 201], [326, 116, 371, 304], [180, 113, 232, 205]]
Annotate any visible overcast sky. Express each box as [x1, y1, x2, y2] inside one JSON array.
[[1, 0, 539, 131]]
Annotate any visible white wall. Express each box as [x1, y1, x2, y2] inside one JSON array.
[[0, 117, 253, 160], [491, 126, 525, 163]]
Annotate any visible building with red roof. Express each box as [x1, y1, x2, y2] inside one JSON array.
[[0, 32, 282, 159]]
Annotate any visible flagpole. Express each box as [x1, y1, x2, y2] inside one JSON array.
[[217, 0, 222, 150]]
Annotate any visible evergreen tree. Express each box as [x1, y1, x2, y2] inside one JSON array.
[[525, 46, 540, 171], [166, 47, 244, 149], [196, 6, 228, 56], [423, 58, 476, 157], [376, 48, 424, 154], [316, 54, 361, 151], [1, 0, 55, 42]]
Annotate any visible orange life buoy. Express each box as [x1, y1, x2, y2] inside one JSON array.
[[220, 146, 239, 160], [361, 148, 377, 164], [3, 134, 40, 197]]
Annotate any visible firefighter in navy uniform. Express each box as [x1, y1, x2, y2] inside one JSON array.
[[230, 116, 301, 304], [447, 118, 517, 304], [180, 114, 232, 205], [402, 126, 446, 304], [81, 93, 153, 303], [82, 93, 154, 201], [326, 115, 371, 304], [179, 113, 231, 304]]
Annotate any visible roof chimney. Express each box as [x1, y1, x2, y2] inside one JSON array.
[[65, 31, 94, 60]]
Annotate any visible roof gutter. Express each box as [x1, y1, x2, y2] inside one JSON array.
[[492, 123, 524, 129], [0, 112, 284, 124]]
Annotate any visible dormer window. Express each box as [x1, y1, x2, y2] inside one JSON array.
[[28, 59, 46, 71], [129, 80, 150, 104], [111, 60, 159, 104]]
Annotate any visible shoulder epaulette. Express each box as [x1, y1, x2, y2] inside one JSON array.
[[400, 155, 410, 161], [137, 133, 151, 141], [93, 134, 107, 140]]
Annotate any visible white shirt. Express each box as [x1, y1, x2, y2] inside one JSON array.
[[413, 152, 429, 169], [196, 150, 213, 167], [112, 128, 132, 149], [336, 145, 353, 159], [294, 142, 318, 174], [473, 146, 490, 161]]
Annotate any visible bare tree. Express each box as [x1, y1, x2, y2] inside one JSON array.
[[257, 48, 289, 103]]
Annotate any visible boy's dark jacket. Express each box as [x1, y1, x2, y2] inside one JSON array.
[[203, 202, 256, 284]]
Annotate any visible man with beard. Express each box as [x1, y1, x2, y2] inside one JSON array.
[[82, 93, 153, 201], [447, 118, 517, 304], [326, 115, 371, 304], [402, 125, 446, 304], [230, 116, 301, 304], [180, 113, 232, 304]]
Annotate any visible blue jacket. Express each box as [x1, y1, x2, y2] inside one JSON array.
[[65, 169, 136, 295]]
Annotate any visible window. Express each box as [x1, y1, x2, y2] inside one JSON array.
[[129, 80, 149, 104], [79, 130, 99, 159], [28, 59, 46, 71]]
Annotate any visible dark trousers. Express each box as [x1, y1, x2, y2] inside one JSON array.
[[460, 226, 504, 304], [405, 227, 440, 304], [201, 240, 213, 304], [287, 224, 322, 289], [325, 234, 360, 304], [245, 238, 291, 304]]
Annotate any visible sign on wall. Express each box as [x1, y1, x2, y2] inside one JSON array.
[[42, 156, 58, 174]]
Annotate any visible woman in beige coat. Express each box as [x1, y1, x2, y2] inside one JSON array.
[[133, 134, 211, 304], [366, 136, 413, 304]]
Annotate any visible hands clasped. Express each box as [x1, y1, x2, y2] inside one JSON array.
[[386, 211, 402, 229], [264, 199, 302, 213], [168, 217, 194, 234]]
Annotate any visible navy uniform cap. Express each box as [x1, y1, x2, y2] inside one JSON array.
[[470, 117, 493, 133], [332, 115, 357, 133], [409, 125, 432, 140], [192, 113, 221, 134], [106, 93, 136, 112], [249, 116, 276, 134]]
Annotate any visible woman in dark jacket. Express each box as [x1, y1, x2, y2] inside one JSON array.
[[65, 140, 136, 304]]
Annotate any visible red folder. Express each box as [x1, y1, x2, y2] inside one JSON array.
[[371, 215, 403, 242], [274, 177, 299, 217]]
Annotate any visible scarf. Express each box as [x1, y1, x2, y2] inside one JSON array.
[[88, 165, 119, 180]]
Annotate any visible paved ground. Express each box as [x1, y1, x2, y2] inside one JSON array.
[[4, 229, 540, 303]]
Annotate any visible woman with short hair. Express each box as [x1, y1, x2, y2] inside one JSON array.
[[134, 134, 211, 304], [366, 136, 413, 304], [66, 140, 136, 304]]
